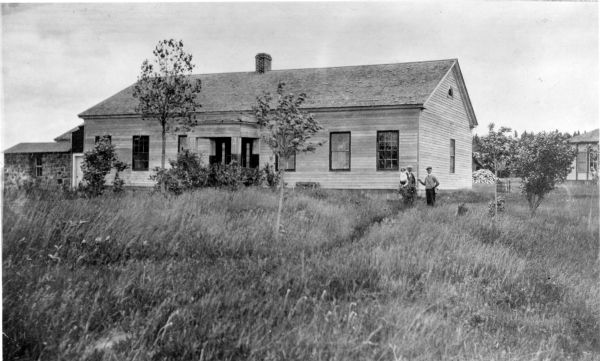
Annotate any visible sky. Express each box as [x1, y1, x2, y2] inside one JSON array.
[[1, 1, 598, 151]]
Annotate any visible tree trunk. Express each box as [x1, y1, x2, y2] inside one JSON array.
[[494, 159, 498, 218], [161, 126, 166, 193], [161, 127, 166, 170], [275, 169, 285, 241]]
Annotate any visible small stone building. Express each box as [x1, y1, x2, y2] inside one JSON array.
[[3, 125, 84, 188]]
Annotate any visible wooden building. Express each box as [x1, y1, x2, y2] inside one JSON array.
[[78, 54, 478, 190], [567, 129, 599, 182]]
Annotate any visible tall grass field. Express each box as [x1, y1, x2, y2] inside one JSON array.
[[3, 184, 599, 360]]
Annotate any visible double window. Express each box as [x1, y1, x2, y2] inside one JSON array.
[[330, 132, 351, 171], [376, 131, 399, 171], [132, 136, 149, 171]]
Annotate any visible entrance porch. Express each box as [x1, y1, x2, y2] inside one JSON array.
[[200, 137, 260, 168]]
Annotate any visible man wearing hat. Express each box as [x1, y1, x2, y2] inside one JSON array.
[[419, 166, 440, 206]]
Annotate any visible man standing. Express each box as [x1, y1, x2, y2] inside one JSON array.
[[419, 166, 440, 206]]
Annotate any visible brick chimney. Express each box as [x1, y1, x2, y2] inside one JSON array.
[[255, 53, 272, 73]]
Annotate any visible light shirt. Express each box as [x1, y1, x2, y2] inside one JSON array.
[[423, 174, 439, 189], [399, 171, 408, 183]]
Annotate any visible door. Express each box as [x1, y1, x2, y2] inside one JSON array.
[[213, 138, 231, 165], [72, 153, 84, 188], [241, 138, 253, 168]]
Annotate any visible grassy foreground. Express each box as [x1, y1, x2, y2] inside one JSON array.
[[3, 184, 599, 360]]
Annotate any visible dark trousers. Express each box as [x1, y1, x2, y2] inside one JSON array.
[[426, 188, 436, 206]]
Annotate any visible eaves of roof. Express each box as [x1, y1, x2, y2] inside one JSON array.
[[4, 142, 71, 154]]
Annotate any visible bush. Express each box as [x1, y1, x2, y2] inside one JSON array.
[[262, 164, 280, 189], [207, 162, 244, 190], [150, 151, 278, 194], [488, 196, 505, 216], [112, 160, 128, 193], [81, 137, 127, 196], [3, 166, 35, 191]]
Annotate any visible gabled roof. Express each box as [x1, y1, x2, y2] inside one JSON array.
[[79, 59, 460, 117], [54, 124, 83, 142], [4, 142, 71, 154], [569, 129, 599, 143]]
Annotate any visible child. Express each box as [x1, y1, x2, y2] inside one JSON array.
[[399, 167, 408, 186]]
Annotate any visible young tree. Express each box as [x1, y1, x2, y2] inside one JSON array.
[[473, 123, 516, 175], [512, 131, 577, 216], [473, 123, 517, 216], [132, 39, 202, 170], [254, 82, 323, 240]]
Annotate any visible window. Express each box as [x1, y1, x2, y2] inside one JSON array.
[[376, 131, 399, 171], [448, 87, 454, 98], [590, 146, 598, 173], [178, 135, 188, 153], [132, 135, 149, 171], [35, 156, 43, 177], [275, 154, 296, 171], [450, 139, 456, 173], [577, 147, 588, 173], [95, 135, 112, 144], [330, 132, 351, 171]]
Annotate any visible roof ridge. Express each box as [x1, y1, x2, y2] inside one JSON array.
[[79, 58, 461, 118], [190, 58, 458, 77]]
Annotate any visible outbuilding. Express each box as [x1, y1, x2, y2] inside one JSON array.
[[567, 129, 599, 182]]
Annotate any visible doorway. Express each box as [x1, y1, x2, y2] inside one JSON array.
[[213, 138, 231, 165], [72, 153, 84, 188], [241, 138, 254, 168]]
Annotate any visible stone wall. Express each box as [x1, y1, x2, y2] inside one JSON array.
[[4, 152, 72, 187]]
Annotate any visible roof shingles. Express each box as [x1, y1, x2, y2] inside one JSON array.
[[570, 129, 599, 143], [79, 59, 456, 117], [4, 142, 71, 154]]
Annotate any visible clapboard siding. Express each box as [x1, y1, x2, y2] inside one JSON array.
[[419, 65, 473, 190], [284, 108, 420, 189], [85, 108, 420, 188], [84, 117, 262, 186], [567, 142, 598, 181]]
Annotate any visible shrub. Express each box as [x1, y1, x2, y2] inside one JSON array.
[[261, 164, 280, 188], [3, 166, 34, 190], [112, 160, 128, 193], [150, 151, 275, 194], [81, 137, 127, 196], [150, 150, 209, 194], [488, 196, 505, 216], [149, 167, 185, 195], [208, 162, 243, 190]]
